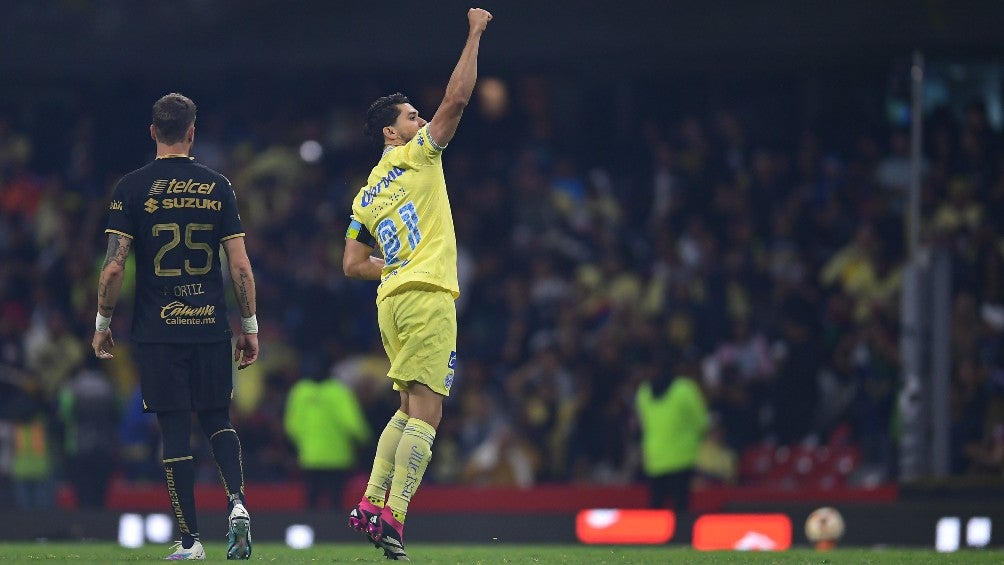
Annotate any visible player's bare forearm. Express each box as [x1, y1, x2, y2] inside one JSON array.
[[92, 234, 128, 359], [429, 8, 492, 147], [223, 237, 257, 317], [362, 256, 386, 279], [343, 238, 384, 280], [445, 33, 482, 104], [230, 268, 257, 318], [97, 234, 131, 316], [225, 238, 259, 369], [449, 9, 492, 104], [346, 256, 385, 281]]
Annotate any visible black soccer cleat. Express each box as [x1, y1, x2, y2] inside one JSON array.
[[376, 515, 409, 561]]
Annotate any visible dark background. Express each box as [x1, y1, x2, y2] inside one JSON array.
[[2, 0, 1002, 76], [3, 0, 1001, 181]]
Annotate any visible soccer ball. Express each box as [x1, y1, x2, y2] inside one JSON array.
[[805, 506, 845, 547]]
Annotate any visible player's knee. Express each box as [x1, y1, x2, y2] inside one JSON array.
[[409, 403, 443, 429], [196, 408, 233, 437], [418, 414, 442, 429], [404, 385, 444, 427], [156, 411, 192, 458]]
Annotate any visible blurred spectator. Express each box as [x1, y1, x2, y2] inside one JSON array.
[[459, 426, 538, 487], [635, 351, 709, 514], [693, 413, 739, 487], [505, 345, 577, 482], [874, 127, 926, 206], [770, 298, 824, 444], [284, 368, 371, 510], [569, 339, 638, 484], [0, 114, 31, 175], [57, 360, 118, 507], [239, 371, 294, 481], [708, 317, 775, 386], [846, 318, 899, 480], [24, 308, 86, 402], [118, 386, 161, 481], [10, 392, 55, 509], [452, 372, 538, 487], [820, 225, 882, 319]]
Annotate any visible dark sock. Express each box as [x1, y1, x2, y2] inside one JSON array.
[[209, 428, 246, 512], [163, 456, 199, 548]]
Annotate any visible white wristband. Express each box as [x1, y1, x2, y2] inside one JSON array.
[[96, 313, 112, 332], [241, 314, 259, 334]]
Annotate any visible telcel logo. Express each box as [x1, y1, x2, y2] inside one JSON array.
[[166, 178, 217, 195]]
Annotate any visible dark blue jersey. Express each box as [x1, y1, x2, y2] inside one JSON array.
[[105, 156, 244, 343]]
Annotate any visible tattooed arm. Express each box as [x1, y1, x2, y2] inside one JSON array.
[[92, 233, 132, 358], [222, 236, 259, 369], [223, 237, 256, 318]]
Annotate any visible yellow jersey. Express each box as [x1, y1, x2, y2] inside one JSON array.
[[350, 124, 459, 303]]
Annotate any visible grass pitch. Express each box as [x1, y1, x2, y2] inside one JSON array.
[[0, 542, 1001, 563]]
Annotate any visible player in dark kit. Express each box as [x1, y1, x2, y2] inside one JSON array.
[[91, 93, 259, 560]]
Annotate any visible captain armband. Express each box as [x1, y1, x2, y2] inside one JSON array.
[[345, 216, 377, 247]]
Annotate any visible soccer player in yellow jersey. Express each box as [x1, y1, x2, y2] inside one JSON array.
[[342, 7, 492, 561]]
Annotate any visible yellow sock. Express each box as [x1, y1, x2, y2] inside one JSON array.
[[364, 410, 409, 507], [387, 418, 436, 524]]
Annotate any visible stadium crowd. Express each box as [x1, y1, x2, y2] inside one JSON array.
[[1, 73, 1003, 509]]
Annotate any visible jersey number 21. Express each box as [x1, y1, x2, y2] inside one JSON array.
[[376, 201, 421, 265]]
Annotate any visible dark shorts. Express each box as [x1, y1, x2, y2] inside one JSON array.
[[134, 341, 234, 413]]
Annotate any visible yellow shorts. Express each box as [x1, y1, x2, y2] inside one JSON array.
[[377, 285, 457, 396]]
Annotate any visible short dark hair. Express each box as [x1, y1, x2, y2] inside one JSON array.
[[152, 93, 197, 144], [364, 92, 410, 147]]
